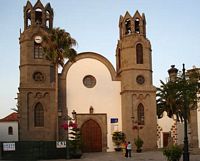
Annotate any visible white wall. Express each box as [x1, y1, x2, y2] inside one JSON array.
[[0, 122, 18, 141], [66, 58, 121, 151], [157, 112, 175, 148]]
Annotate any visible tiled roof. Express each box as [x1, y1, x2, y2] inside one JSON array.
[[0, 112, 18, 122]]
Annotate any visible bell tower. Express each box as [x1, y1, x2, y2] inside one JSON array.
[[18, 0, 57, 141], [116, 11, 157, 150]]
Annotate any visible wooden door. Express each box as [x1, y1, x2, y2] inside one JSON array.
[[163, 132, 169, 147], [81, 119, 102, 152]]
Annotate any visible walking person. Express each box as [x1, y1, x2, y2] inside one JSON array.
[[127, 141, 132, 157]]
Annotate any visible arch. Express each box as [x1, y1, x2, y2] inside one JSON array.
[[136, 43, 143, 64], [34, 102, 44, 127], [137, 103, 144, 125], [135, 18, 140, 33], [81, 119, 102, 152], [8, 126, 13, 135], [125, 19, 131, 34], [61, 52, 117, 81], [26, 9, 31, 27], [35, 8, 42, 24]]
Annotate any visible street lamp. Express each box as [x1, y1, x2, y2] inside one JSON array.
[[182, 64, 189, 161]]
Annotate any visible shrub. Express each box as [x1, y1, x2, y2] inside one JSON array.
[[163, 145, 182, 161]]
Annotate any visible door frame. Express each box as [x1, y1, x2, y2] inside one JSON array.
[[76, 113, 107, 152]]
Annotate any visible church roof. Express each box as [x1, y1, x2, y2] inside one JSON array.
[[0, 112, 18, 122]]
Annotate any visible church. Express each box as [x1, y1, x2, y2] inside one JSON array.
[[18, 0, 157, 152]]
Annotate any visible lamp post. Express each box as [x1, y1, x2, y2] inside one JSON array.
[[182, 64, 189, 161]]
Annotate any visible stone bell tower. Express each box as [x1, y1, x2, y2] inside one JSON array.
[[18, 0, 58, 141], [116, 11, 157, 150]]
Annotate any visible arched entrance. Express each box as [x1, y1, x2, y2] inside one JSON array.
[[81, 119, 102, 152]]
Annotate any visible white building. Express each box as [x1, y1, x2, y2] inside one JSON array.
[[0, 113, 18, 142]]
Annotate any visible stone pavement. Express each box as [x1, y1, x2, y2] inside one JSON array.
[[41, 151, 200, 161]]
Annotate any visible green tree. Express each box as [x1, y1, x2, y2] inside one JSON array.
[[42, 27, 77, 139], [157, 68, 200, 122]]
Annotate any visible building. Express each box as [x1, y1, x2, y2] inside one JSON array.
[[18, 0, 157, 152], [0, 113, 18, 142]]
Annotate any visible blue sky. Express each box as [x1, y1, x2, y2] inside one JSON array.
[[0, 0, 200, 118]]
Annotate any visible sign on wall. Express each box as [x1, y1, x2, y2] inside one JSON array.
[[3, 143, 15, 151], [56, 141, 66, 148], [111, 118, 118, 123]]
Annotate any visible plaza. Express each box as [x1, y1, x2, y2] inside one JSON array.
[[40, 151, 200, 161]]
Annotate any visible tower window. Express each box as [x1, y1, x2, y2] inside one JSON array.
[[35, 8, 42, 25], [34, 42, 43, 59], [118, 48, 121, 69], [8, 126, 13, 135], [136, 43, 143, 64], [137, 103, 144, 125], [135, 18, 140, 33], [34, 102, 44, 127], [125, 19, 131, 35], [26, 9, 31, 27], [46, 11, 50, 28]]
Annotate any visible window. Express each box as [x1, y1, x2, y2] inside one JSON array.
[[137, 103, 144, 125], [136, 43, 143, 64], [135, 18, 140, 33], [46, 11, 50, 28], [26, 9, 31, 27], [33, 72, 45, 82], [118, 48, 121, 69], [83, 75, 96, 88], [34, 42, 43, 59], [34, 102, 44, 127], [8, 126, 13, 135], [35, 8, 42, 24], [125, 19, 131, 34]]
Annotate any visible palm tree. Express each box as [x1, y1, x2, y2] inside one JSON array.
[[42, 27, 77, 139], [157, 69, 199, 122]]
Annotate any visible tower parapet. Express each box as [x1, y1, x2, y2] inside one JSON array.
[[24, 0, 53, 30], [119, 11, 146, 39]]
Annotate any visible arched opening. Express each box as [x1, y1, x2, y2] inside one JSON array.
[[81, 119, 102, 152], [125, 19, 131, 35], [46, 10, 50, 28], [118, 48, 121, 70], [137, 103, 144, 125], [35, 8, 42, 24], [8, 126, 13, 135], [136, 43, 143, 64], [34, 102, 44, 127], [26, 9, 31, 27], [135, 18, 140, 33]]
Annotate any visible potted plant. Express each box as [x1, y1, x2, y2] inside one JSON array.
[[112, 131, 126, 151], [163, 145, 182, 161], [134, 136, 144, 152]]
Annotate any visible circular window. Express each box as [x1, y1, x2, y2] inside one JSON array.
[[33, 72, 45, 82], [83, 75, 96, 88], [136, 75, 145, 85]]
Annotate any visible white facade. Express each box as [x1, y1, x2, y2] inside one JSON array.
[[66, 56, 121, 151], [157, 111, 184, 148], [0, 122, 18, 142]]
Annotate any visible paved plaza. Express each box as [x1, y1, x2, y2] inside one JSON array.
[[41, 151, 200, 161]]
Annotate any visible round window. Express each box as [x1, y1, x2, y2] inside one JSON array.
[[83, 75, 96, 88], [33, 72, 45, 82]]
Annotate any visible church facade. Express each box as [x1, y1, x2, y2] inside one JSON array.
[[18, 0, 157, 152]]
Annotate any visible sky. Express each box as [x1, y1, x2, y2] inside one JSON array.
[[0, 0, 200, 118]]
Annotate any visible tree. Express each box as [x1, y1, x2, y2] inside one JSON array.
[[42, 27, 77, 139], [157, 67, 200, 122]]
